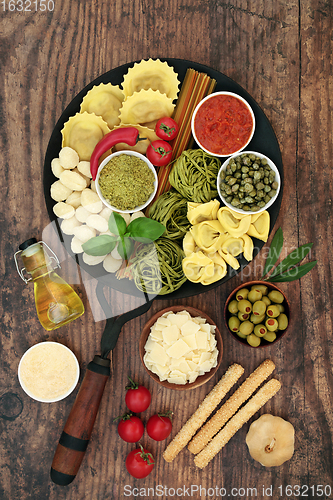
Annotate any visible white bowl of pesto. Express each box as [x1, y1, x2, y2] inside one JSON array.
[[95, 150, 158, 213]]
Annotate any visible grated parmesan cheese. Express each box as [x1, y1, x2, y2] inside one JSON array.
[[18, 342, 79, 402]]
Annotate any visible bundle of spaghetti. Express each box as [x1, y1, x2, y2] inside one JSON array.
[[154, 69, 217, 199]]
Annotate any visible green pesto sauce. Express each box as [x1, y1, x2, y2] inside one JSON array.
[[98, 154, 155, 210]]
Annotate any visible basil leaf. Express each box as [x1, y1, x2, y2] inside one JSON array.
[[265, 260, 317, 282], [262, 227, 283, 277], [108, 212, 127, 236], [82, 235, 118, 256], [117, 237, 134, 260], [268, 243, 313, 278], [127, 217, 165, 241]]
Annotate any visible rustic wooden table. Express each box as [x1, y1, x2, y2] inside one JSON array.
[[1, 1, 332, 499]]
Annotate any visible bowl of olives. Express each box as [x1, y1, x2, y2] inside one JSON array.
[[224, 281, 290, 348]]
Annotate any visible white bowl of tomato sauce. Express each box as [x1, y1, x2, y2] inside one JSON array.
[[191, 91, 255, 157]]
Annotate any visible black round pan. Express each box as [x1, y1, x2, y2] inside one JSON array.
[[43, 58, 283, 300]]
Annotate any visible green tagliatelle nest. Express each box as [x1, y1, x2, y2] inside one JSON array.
[[148, 190, 191, 242], [169, 149, 221, 203], [129, 238, 187, 295]]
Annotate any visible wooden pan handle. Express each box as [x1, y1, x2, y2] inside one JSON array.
[[50, 355, 110, 485]]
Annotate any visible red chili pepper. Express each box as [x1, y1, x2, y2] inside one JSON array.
[[90, 127, 141, 180]]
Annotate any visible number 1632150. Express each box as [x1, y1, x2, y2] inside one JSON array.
[[2, 0, 54, 11]]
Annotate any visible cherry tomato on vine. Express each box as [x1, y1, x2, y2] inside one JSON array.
[[116, 413, 144, 443], [155, 117, 179, 141], [146, 412, 173, 441], [146, 140, 173, 167], [125, 377, 151, 413], [125, 444, 155, 478]]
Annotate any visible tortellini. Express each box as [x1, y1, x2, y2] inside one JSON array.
[[182, 200, 270, 285], [61, 112, 110, 161], [80, 83, 125, 129], [119, 89, 175, 129], [122, 58, 180, 101]]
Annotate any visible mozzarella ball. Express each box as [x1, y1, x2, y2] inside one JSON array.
[[71, 236, 84, 254], [60, 170, 87, 191], [53, 202, 75, 220], [51, 157, 64, 178], [81, 188, 103, 213], [82, 253, 105, 266], [77, 160, 92, 178], [60, 216, 82, 235], [59, 146, 79, 169], [76, 205, 91, 223], [73, 224, 96, 243], [103, 254, 123, 273], [66, 191, 82, 209], [50, 180, 73, 202], [86, 214, 108, 233]]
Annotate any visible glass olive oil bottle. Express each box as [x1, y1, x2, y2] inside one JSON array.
[[16, 238, 84, 330]]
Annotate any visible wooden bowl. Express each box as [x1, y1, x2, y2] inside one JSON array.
[[224, 280, 290, 348], [139, 305, 223, 390]]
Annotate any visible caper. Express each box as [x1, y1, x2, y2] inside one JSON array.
[[229, 177, 237, 186], [228, 299, 239, 314], [272, 181, 279, 190], [277, 313, 288, 330]]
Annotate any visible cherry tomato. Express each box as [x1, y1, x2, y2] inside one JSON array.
[[117, 413, 144, 443], [125, 378, 151, 413], [146, 140, 172, 167], [146, 413, 173, 441], [125, 444, 155, 478], [155, 117, 179, 141]]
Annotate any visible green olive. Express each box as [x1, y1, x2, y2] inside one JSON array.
[[254, 324, 267, 337], [250, 312, 266, 324], [239, 320, 254, 336], [251, 284, 268, 296], [261, 296, 271, 307], [228, 299, 239, 315], [235, 288, 249, 301], [236, 330, 247, 339], [238, 311, 250, 321], [266, 304, 281, 318], [277, 313, 289, 330], [247, 334, 261, 347], [265, 318, 279, 332], [237, 299, 252, 314], [263, 331, 277, 343], [268, 290, 284, 304], [276, 304, 285, 313], [252, 300, 267, 317], [247, 289, 262, 303], [228, 316, 241, 332]]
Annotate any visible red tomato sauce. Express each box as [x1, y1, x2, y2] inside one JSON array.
[[194, 94, 254, 155]]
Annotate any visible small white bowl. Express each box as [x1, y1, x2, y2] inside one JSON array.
[[217, 151, 281, 215], [191, 91, 255, 157], [95, 150, 158, 214], [18, 341, 80, 403]]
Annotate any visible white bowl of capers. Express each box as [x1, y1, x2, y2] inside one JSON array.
[[217, 151, 281, 214]]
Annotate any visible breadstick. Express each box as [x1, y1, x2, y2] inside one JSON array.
[[194, 378, 281, 469], [163, 363, 244, 462], [188, 359, 275, 454]]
